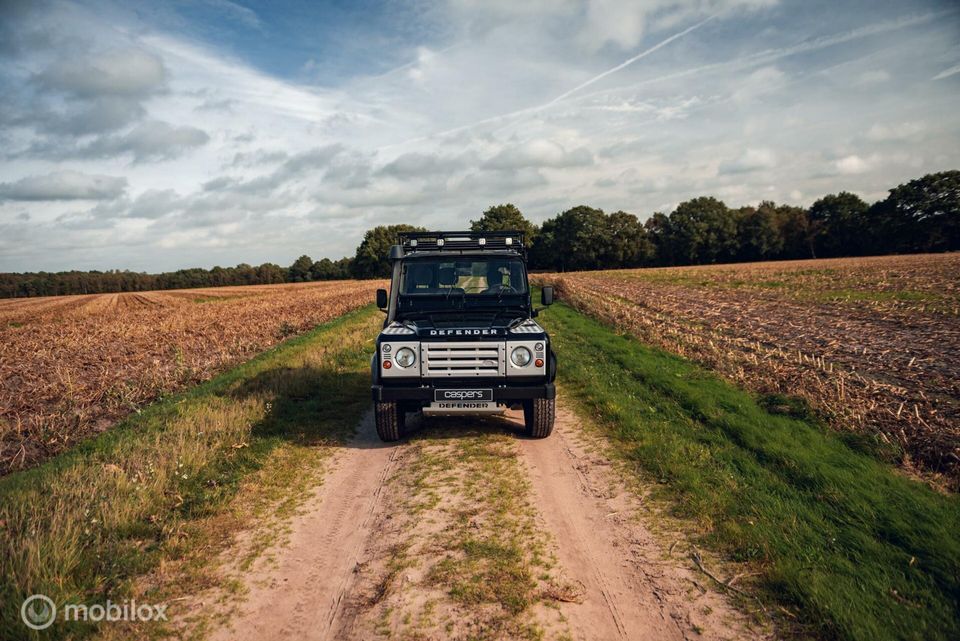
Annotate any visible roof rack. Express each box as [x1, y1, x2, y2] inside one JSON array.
[[398, 230, 525, 255]]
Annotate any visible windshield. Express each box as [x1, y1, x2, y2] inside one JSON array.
[[400, 257, 528, 296]]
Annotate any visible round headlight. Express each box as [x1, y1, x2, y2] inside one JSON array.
[[511, 346, 532, 367], [395, 347, 416, 368]]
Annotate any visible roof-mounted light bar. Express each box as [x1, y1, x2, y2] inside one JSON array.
[[397, 230, 525, 254]]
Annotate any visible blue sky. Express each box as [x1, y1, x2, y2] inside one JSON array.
[[1, 0, 958, 272]]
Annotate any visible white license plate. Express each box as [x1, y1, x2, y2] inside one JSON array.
[[434, 389, 493, 402]]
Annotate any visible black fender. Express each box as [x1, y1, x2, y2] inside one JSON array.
[[371, 353, 380, 385]]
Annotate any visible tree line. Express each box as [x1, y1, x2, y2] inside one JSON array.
[[2, 170, 956, 297], [528, 169, 958, 271], [351, 169, 959, 275]]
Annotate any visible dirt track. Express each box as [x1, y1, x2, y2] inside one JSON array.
[[204, 405, 764, 641]]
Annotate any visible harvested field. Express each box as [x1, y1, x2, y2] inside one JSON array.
[[537, 253, 960, 488], [0, 280, 384, 474]]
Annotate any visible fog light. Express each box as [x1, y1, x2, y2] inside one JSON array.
[[383, 360, 392, 369]]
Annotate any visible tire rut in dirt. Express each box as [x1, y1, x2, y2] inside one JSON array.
[[517, 405, 766, 641], [207, 412, 401, 641]]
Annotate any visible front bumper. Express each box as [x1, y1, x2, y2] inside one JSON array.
[[372, 381, 555, 403]]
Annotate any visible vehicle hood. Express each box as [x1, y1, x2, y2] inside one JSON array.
[[379, 317, 546, 340]]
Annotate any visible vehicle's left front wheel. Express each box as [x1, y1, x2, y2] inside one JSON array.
[[523, 397, 555, 438], [375, 401, 404, 442]]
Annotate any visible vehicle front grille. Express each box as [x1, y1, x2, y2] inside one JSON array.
[[421, 342, 505, 377]]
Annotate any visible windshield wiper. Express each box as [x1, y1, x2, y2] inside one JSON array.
[[490, 308, 524, 324]]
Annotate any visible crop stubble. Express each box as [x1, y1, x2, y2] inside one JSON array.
[[541, 254, 960, 487], [0, 280, 383, 474]]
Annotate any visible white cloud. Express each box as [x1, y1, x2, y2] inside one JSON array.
[[484, 140, 594, 170], [731, 65, 785, 102], [81, 121, 210, 162], [719, 148, 776, 174], [856, 70, 890, 85], [834, 154, 878, 175], [866, 121, 925, 142], [378, 151, 466, 178], [36, 48, 168, 98], [0, 171, 127, 201], [128, 189, 182, 219]]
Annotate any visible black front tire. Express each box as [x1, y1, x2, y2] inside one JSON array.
[[375, 401, 405, 442], [523, 398, 555, 438]]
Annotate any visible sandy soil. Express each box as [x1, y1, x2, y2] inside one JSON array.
[[203, 405, 767, 641], [207, 413, 402, 641], [518, 406, 753, 641]]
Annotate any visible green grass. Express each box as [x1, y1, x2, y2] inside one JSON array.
[[393, 429, 555, 640], [425, 436, 540, 618], [539, 302, 960, 641], [0, 306, 381, 640]]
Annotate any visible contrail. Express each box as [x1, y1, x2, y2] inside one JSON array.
[[543, 10, 946, 108], [386, 8, 947, 150], [933, 64, 960, 80], [388, 16, 714, 147], [545, 14, 716, 106]]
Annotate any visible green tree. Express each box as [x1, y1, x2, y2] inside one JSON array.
[[288, 255, 314, 282], [351, 224, 425, 279], [808, 192, 870, 257], [774, 204, 814, 259], [667, 197, 738, 264], [528, 222, 556, 270], [537, 206, 610, 271], [873, 170, 960, 253], [736, 202, 784, 262], [471, 203, 537, 242], [605, 210, 654, 267], [310, 258, 338, 280], [256, 263, 286, 284], [333, 257, 353, 279], [310, 257, 353, 280], [643, 212, 673, 265]]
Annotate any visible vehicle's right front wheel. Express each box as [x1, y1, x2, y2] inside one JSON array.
[[374, 401, 404, 442], [523, 398, 555, 438]]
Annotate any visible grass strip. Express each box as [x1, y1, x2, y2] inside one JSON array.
[[360, 425, 569, 640], [538, 301, 960, 641], [1, 306, 381, 640]]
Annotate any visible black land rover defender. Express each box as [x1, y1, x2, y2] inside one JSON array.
[[370, 230, 556, 442]]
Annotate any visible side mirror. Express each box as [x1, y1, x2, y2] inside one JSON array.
[[376, 288, 388, 309], [541, 286, 554, 306]]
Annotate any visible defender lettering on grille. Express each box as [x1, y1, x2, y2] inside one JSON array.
[[428, 329, 500, 336]]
